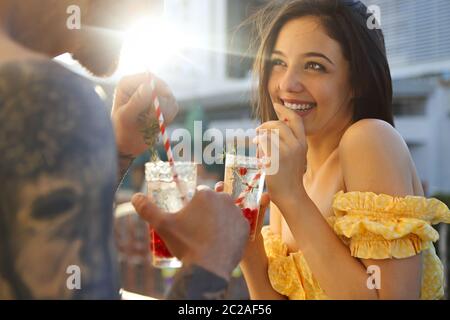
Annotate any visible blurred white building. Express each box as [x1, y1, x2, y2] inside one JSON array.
[[362, 0, 450, 195]]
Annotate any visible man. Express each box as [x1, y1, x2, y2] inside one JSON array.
[[0, 0, 250, 299]]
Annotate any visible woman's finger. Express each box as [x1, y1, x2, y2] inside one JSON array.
[[256, 120, 291, 141], [272, 103, 306, 142], [215, 181, 224, 192]]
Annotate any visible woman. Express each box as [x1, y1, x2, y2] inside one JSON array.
[[226, 0, 450, 300]]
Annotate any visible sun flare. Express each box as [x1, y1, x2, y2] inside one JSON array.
[[118, 17, 189, 75]]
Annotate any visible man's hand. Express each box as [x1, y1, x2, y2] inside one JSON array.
[[131, 187, 250, 281], [111, 72, 179, 158]]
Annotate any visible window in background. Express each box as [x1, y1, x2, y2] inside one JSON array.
[[226, 0, 268, 79], [392, 97, 426, 117]]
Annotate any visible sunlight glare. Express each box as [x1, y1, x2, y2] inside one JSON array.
[[118, 17, 188, 75]]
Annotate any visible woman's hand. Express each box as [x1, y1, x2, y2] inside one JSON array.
[[254, 103, 308, 205], [111, 72, 179, 158]]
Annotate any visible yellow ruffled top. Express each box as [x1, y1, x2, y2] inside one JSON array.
[[262, 191, 450, 300]]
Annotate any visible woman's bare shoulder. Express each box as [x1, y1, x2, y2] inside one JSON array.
[[339, 119, 409, 159], [338, 119, 416, 195], [341, 118, 402, 144]]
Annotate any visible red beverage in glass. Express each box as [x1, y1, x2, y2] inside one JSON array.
[[224, 154, 264, 241], [149, 227, 173, 259], [241, 207, 259, 236]]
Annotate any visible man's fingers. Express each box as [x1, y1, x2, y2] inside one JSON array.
[[131, 193, 166, 229], [273, 103, 306, 141], [118, 73, 179, 124], [126, 79, 154, 116], [114, 72, 150, 106]]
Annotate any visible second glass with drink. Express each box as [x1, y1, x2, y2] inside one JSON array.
[[224, 153, 265, 240]]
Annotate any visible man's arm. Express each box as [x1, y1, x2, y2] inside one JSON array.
[[168, 265, 229, 300]]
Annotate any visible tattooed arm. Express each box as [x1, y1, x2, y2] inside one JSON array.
[[0, 61, 120, 299], [168, 265, 229, 300]]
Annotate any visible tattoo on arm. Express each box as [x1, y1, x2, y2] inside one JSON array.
[[168, 265, 229, 300]]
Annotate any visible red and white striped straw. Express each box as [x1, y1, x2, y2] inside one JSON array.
[[235, 171, 263, 207], [149, 74, 187, 204]]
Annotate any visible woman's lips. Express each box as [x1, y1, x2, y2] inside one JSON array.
[[294, 107, 315, 118]]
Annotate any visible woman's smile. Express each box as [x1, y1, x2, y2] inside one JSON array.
[[281, 98, 317, 117]]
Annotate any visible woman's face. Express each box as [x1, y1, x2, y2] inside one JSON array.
[[268, 16, 354, 136]]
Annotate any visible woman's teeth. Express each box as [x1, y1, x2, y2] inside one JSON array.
[[284, 102, 316, 111]]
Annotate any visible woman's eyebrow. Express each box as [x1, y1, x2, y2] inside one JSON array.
[[271, 50, 286, 57], [303, 52, 335, 65], [271, 50, 335, 66]]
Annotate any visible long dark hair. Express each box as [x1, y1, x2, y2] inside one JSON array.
[[251, 0, 394, 126]]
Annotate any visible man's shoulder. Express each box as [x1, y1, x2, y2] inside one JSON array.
[[0, 58, 107, 122], [0, 59, 114, 178], [0, 59, 96, 98]]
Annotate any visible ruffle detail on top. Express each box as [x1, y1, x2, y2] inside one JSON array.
[[262, 226, 327, 300], [332, 191, 450, 259]]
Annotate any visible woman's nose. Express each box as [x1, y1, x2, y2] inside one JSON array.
[[278, 68, 305, 93]]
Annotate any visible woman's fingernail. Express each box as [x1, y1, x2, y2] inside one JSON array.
[[283, 118, 289, 122]]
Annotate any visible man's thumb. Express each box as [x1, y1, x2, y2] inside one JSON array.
[[132, 193, 165, 227]]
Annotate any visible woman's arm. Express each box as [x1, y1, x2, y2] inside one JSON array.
[[239, 234, 286, 300], [338, 119, 422, 299], [276, 119, 422, 299], [277, 191, 380, 299], [239, 201, 286, 299]]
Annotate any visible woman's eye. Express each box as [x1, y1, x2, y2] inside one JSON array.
[[270, 59, 286, 67], [305, 62, 325, 72]]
